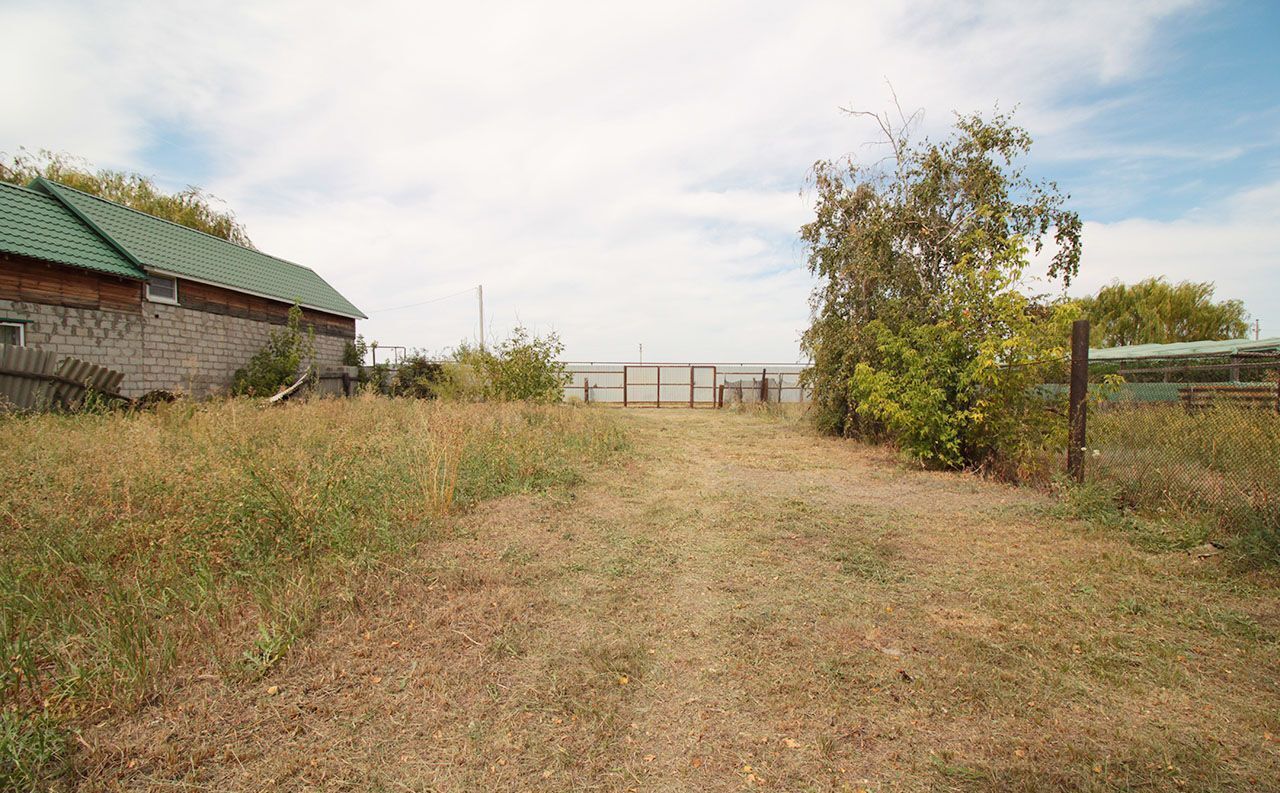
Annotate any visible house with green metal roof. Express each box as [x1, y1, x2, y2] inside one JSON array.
[[1, 178, 364, 397]]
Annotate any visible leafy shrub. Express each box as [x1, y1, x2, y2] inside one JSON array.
[[843, 308, 1076, 478], [364, 362, 393, 395], [438, 327, 569, 403], [391, 354, 446, 398], [342, 335, 368, 367], [232, 304, 315, 396], [801, 109, 1082, 478]]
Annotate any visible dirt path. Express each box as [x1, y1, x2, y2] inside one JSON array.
[[83, 409, 1279, 791]]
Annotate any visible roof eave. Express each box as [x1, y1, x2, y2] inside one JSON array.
[[145, 267, 365, 320]]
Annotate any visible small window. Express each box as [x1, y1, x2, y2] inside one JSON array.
[[0, 321, 24, 347], [146, 275, 178, 304]]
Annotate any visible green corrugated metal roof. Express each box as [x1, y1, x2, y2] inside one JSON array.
[[1090, 337, 1280, 361], [32, 178, 366, 319], [0, 181, 145, 279]]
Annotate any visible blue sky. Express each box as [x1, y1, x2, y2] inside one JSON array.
[[2, 0, 1277, 359], [1029, 1, 1280, 223]]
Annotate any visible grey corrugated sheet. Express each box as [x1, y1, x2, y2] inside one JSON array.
[[51, 357, 125, 409], [0, 344, 57, 410], [0, 344, 126, 411]]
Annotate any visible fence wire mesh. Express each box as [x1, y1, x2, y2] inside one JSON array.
[[1082, 355, 1280, 543]]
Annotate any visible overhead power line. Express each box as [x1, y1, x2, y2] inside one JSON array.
[[369, 285, 478, 314]]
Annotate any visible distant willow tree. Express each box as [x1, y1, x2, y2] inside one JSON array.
[[0, 147, 254, 248], [1080, 278, 1249, 347]]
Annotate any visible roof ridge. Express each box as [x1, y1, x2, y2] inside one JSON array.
[[1, 179, 146, 280], [36, 177, 325, 276], [1, 180, 59, 197]]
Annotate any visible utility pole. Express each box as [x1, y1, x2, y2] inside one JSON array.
[[1254, 319, 1262, 341], [477, 284, 485, 350], [639, 343, 643, 364]]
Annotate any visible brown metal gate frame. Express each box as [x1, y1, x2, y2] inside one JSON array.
[[622, 365, 717, 408]]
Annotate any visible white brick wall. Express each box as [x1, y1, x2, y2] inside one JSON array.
[[1, 298, 351, 397]]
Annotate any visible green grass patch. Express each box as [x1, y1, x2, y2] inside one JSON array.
[[0, 710, 68, 792]]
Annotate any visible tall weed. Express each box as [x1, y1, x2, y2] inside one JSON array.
[[1086, 405, 1278, 566], [0, 396, 625, 785]]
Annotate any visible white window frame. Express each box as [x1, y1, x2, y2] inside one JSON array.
[[0, 320, 25, 347], [146, 274, 179, 305]]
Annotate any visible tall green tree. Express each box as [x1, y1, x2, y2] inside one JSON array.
[[801, 108, 1082, 476], [1079, 278, 1249, 347], [0, 148, 254, 248]]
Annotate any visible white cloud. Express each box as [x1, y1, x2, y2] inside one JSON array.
[[5, 0, 1243, 360], [1069, 181, 1280, 336]]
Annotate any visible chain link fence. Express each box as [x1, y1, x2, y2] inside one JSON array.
[[1081, 353, 1280, 550]]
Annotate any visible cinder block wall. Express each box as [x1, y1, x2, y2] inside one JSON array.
[[1, 299, 147, 389], [137, 301, 348, 397], [1, 298, 350, 397]]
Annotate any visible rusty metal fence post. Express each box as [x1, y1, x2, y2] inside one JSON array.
[[1067, 319, 1090, 482]]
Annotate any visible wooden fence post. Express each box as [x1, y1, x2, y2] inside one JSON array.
[[1067, 319, 1090, 483], [583, 377, 589, 403], [718, 383, 724, 408]]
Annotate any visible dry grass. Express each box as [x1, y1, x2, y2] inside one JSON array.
[[4, 404, 1279, 791], [0, 395, 624, 789]]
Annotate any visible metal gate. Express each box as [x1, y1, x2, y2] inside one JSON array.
[[622, 365, 717, 407]]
